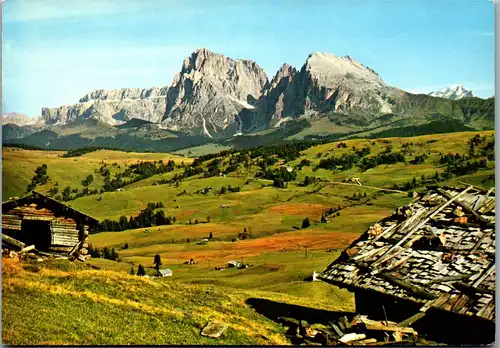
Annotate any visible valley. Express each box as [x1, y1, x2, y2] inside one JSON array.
[[2, 130, 495, 344]]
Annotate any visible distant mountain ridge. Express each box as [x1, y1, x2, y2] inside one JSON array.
[[2, 112, 45, 127], [5, 48, 494, 151], [42, 86, 169, 126], [428, 85, 475, 100]]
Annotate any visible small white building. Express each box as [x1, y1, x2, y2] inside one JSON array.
[[158, 269, 173, 277], [227, 260, 241, 268]]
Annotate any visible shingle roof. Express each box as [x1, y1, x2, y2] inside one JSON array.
[[319, 185, 495, 322], [2, 191, 99, 225]]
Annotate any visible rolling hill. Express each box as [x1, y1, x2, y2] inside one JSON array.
[[2, 130, 495, 345]]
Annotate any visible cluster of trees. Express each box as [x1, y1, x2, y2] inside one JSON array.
[[130, 254, 163, 277], [194, 187, 213, 195], [48, 184, 59, 196], [256, 166, 297, 188], [58, 159, 180, 201], [299, 175, 319, 187], [4, 143, 45, 150], [257, 156, 279, 170], [359, 152, 406, 171], [481, 140, 495, 160], [26, 164, 49, 192], [55, 185, 99, 202], [410, 153, 428, 165], [237, 227, 251, 240], [88, 245, 120, 260], [241, 143, 311, 162], [218, 185, 241, 194], [62, 146, 125, 158], [440, 153, 468, 165], [129, 160, 177, 178], [297, 158, 311, 170], [140, 139, 337, 188], [465, 134, 494, 160], [443, 159, 489, 178], [203, 158, 223, 178], [81, 174, 94, 187], [99, 202, 174, 232], [99, 160, 178, 193], [317, 151, 368, 171], [190, 139, 334, 169], [321, 206, 341, 222], [394, 173, 441, 192], [440, 151, 490, 178], [194, 184, 243, 196], [349, 191, 368, 201]]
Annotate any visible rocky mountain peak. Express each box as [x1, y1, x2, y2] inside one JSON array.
[[305, 52, 383, 86], [428, 85, 475, 100], [162, 48, 269, 137]]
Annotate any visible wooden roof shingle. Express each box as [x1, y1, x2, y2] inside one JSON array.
[[319, 185, 495, 322]]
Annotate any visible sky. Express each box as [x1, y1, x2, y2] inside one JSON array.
[[2, 0, 495, 117]]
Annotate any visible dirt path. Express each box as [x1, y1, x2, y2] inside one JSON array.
[[325, 181, 407, 194]]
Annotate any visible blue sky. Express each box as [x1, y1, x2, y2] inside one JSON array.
[[3, 0, 495, 117]]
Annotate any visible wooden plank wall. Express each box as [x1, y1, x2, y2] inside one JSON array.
[[50, 217, 79, 247], [2, 204, 90, 256]]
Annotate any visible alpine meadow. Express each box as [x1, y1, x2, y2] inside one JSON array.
[[2, 0, 496, 346]]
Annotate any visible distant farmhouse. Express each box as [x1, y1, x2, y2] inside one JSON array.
[[2, 191, 99, 260], [158, 269, 173, 277], [319, 185, 495, 345]]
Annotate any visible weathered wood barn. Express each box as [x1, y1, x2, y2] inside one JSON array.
[[2, 191, 98, 259], [319, 185, 495, 345]]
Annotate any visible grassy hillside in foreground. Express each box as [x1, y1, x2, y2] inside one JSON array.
[[2, 258, 354, 345]]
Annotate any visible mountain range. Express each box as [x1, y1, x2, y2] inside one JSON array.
[[3, 48, 494, 152], [428, 85, 475, 100]]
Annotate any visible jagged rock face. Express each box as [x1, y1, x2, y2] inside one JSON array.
[[42, 87, 168, 125], [298, 53, 396, 113], [162, 48, 268, 138], [40, 49, 480, 139], [258, 64, 299, 127], [79, 87, 168, 102], [244, 53, 404, 130]]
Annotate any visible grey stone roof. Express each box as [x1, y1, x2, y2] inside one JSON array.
[[319, 186, 495, 322]]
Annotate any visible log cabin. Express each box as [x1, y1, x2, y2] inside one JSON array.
[[319, 185, 495, 345], [2, 191, 99, 258]]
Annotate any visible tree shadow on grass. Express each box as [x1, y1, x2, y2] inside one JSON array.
[[245, 297, 354, 325]]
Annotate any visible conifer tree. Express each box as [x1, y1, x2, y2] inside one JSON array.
[[153, 254, 162, 271], [137, 264, 146, 276]]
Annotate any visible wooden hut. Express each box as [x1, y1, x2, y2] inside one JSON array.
[[319, 185, 495, 345], [2, 191, 98, 259]]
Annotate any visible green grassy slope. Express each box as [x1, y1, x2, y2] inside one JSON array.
[[3, 258, 309, 345]]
